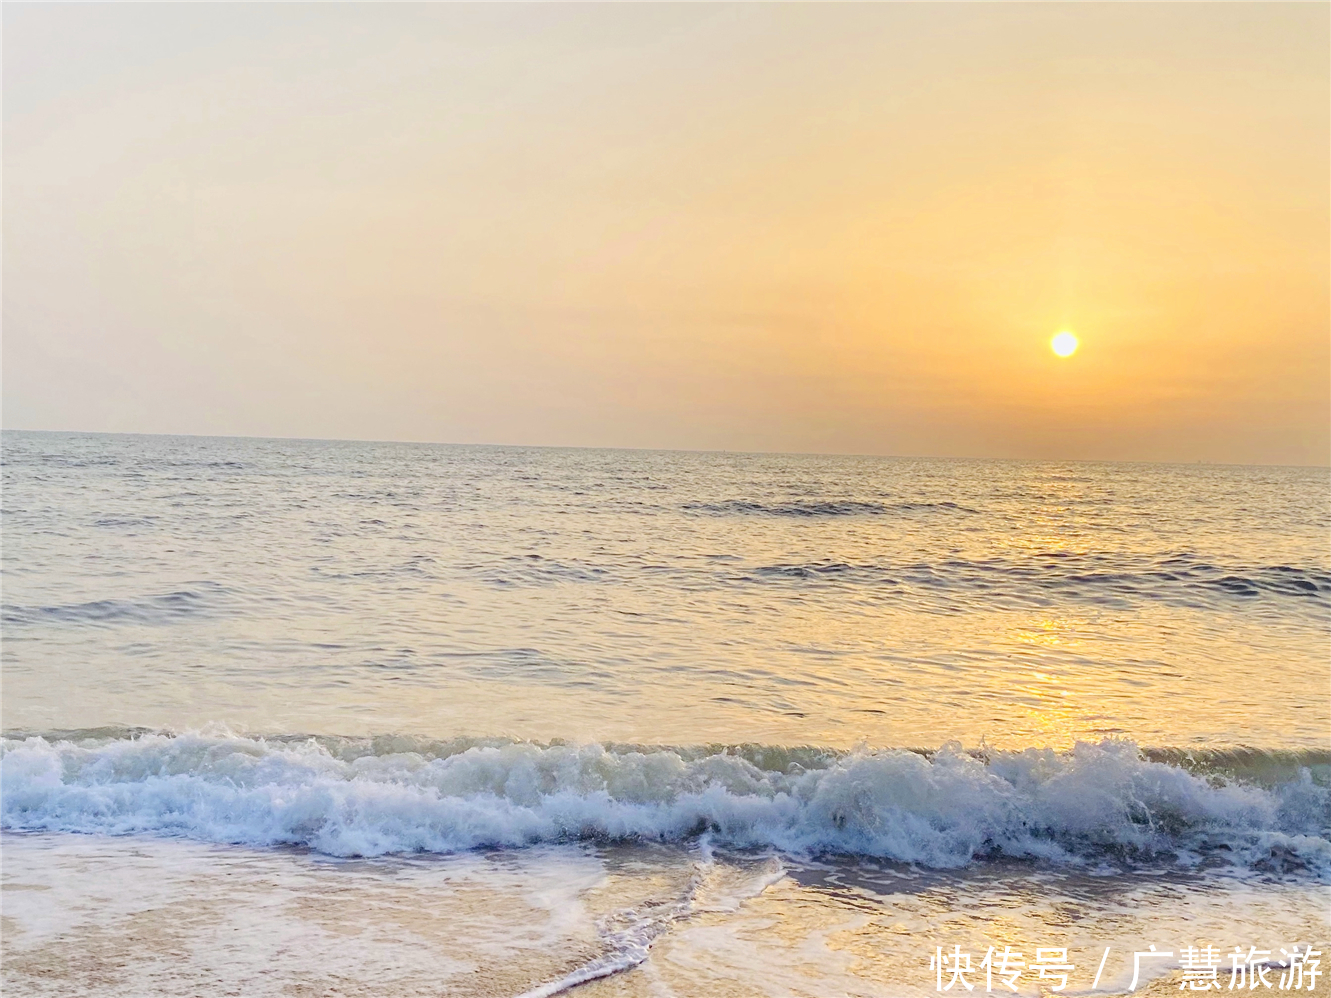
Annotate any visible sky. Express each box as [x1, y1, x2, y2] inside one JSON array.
[[5, 3, 1328, 464]]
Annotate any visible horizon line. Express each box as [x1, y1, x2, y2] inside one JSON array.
[[3, 427, 1327, 472]]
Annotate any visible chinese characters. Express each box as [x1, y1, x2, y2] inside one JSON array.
[[930, 944, 1322, 993]]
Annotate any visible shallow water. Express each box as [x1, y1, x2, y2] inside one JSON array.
[[3, 834, 1326, 997], [2, 431, 1328, 995]]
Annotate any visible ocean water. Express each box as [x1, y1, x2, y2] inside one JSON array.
[[2, 430, 1328, 997]]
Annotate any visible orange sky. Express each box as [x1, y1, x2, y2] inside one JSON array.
[[5, 4, 1327, 464]]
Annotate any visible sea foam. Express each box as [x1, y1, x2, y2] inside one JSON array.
[[2, 732, 1326, 874]]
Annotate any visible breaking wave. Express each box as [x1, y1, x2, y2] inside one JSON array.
[[3, 732, 1326, 876]]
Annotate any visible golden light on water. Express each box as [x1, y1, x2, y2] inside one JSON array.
[[1050, 332, 1079, 358]]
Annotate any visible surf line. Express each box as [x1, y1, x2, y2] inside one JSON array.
[[511, 842, 785, 998]]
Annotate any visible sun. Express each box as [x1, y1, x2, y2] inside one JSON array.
[[1050, 331, 1079, 357]]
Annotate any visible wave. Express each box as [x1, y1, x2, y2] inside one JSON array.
[[1, 583, 229, 627], [738, 555, 1331, 612], [1142, 746, 1331, 788], [3, 733, 1326, 876], [682, 500, 977, 517]]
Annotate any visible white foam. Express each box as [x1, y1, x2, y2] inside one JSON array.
[[2, 733, 1326, 875], [511, 917, 659, 998], [513, 842, 788, 998]]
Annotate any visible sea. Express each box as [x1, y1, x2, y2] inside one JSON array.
[[2, 430, 1327, 997]]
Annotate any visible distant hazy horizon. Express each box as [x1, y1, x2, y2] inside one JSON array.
[[5, 4, 1328, 465], [6, 427, 1327, 470]]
